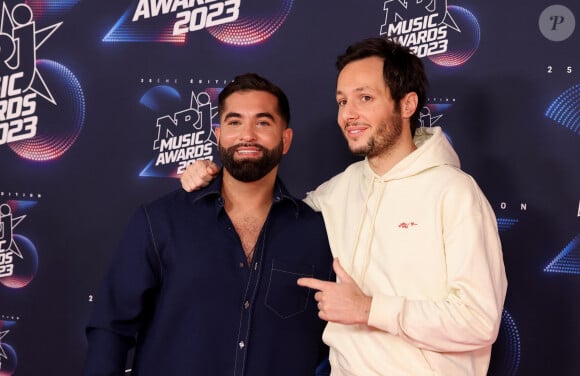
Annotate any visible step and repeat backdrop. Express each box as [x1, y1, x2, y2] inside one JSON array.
[[0, 0, 578, 374]]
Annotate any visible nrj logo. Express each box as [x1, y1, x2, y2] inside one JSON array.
[[0, 201, 38, 289], [0, 3, 59, 146], [104, 0, 294, 45], [140, 86, 218, 178], [0, 319, 17, 375], [0, 2, 85, 161], [380, 0, 480, 67]]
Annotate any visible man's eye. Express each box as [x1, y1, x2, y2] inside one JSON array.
[[337, 99, 346, 106], [361, 95, 372, 102]]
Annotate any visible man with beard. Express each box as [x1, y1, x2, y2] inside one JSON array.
[[181, 38, 507, 375], [83, 73, 333, 376]]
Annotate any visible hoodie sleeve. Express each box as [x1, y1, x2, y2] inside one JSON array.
[[303, 182, 329, 212], [303, 192, 320, 211], [367, 175, 508, 352]]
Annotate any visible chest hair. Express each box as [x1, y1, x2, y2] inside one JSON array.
[[229, 213, 267, 264]]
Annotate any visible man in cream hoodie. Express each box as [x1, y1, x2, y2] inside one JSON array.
[[181, 38, 507, 375]]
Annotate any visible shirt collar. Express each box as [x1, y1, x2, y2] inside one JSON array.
[[188, 170, 300, 216]]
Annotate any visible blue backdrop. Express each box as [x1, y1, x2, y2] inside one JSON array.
[[0, 1, 578, 375]]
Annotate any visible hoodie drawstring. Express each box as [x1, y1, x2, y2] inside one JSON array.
[[349, 177, 387, 289]]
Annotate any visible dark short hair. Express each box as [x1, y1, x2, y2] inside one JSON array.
[[336, 37, 428, 135], [218, 73, 291, 126]]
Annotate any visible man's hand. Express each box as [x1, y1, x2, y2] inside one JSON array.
[[180, 160, 221, 192], [297, 258, 372, 325]]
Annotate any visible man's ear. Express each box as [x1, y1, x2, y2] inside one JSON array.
[[215, 127, 221, 143], [282, 127, 293, 155], [401, 92, 418, 119]]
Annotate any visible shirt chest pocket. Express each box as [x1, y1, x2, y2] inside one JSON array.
[[265, 259, 315, 319]]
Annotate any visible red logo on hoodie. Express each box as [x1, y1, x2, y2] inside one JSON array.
[[398, 222, 418, 229]]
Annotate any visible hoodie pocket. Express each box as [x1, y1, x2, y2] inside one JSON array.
[[265, 259, 315, 319]]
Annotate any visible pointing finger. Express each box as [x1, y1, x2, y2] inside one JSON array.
[[297, 277, 330, 291]]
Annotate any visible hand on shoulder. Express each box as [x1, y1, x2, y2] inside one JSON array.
[[180, 160, 220, 191]]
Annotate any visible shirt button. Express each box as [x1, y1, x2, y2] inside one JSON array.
[[244, 301, 250, 309], [239, 341, 245, 349]]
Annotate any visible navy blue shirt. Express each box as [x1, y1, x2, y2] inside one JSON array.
[[84, 174, 333, 375]]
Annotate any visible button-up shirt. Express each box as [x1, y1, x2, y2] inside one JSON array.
[[84, 174, 333, 375]]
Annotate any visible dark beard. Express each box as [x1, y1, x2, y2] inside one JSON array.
[[219, 141, 283, 182]]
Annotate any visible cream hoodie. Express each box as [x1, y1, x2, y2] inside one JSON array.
[[304, 126, 507, 376]]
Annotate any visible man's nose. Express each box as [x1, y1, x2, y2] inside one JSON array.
[[239, 123, 257, 141], [340, 102, 359, 123]]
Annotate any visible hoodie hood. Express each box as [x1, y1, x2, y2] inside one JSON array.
[[363, 126, 460, 182]]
